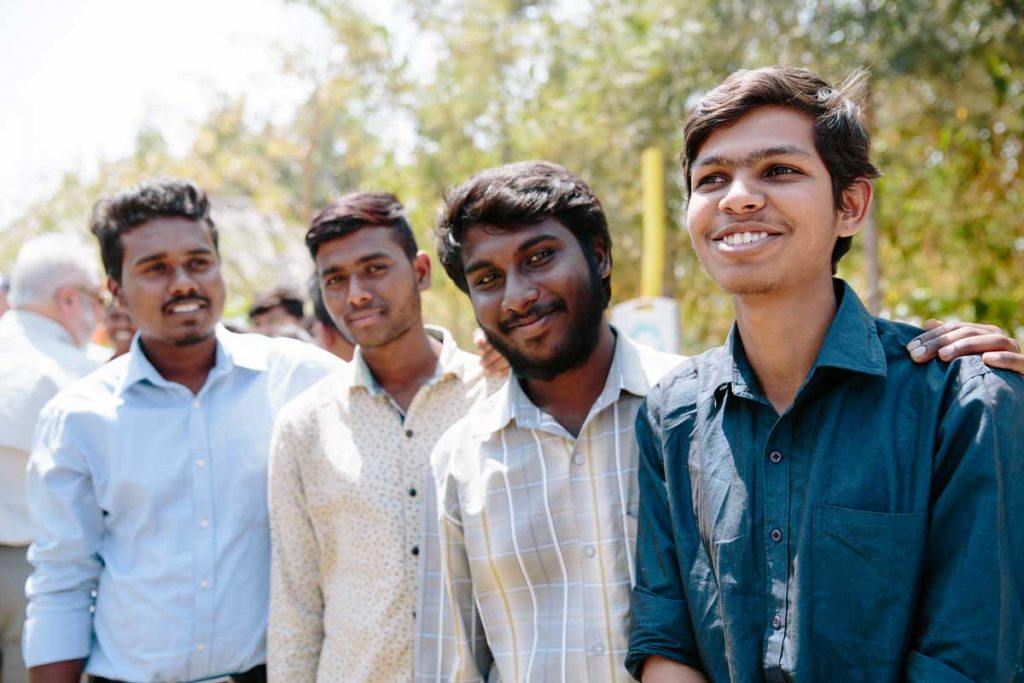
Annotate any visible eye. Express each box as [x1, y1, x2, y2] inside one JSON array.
[[323, 273, 346, 288], [188, 257, 211, 270], [366, 263, 388, 275], [765, 165, 800, 178], [526, 248, 555, 266], [694, 173, 727, 189], [144, 262, 166, 274], [473, 271, 501, 289]]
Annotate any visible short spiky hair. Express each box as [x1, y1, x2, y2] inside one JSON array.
[[90, 178, 218, 282], [435, 160, 613, 303], [682, 66, 880, 270], [305, 192, 417, 259]]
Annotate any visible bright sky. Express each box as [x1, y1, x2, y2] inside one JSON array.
[[0, 0, 341, 227]]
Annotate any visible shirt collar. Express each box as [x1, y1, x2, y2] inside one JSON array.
[[117, 324, 266, 396], [713, 279, 888, 402], [474, 325, 651, 437], [349, 325, 468, 396]]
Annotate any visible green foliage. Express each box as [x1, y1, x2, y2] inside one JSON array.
[[4, 0, 1022, 347]]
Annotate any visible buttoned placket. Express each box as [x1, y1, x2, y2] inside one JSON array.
[[761, 410, 794, 678], [187, 388, 216, 677]]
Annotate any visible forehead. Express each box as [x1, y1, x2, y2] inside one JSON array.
[[461, 217, 575, 266], [695, 105, 819, 163], [120, 217, 216, 258], [315, 226, 407, 269]]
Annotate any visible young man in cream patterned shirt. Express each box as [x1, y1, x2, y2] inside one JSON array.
[[266, 193, 503, 682]]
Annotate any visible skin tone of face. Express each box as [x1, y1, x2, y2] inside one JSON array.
[[686, 105, 871, 413], [108, 217, 227, 395], [461, 217, 615, 436], [104, 302, 136, 357], [316, 227, 440, 411], [16, 281, 103, 348]]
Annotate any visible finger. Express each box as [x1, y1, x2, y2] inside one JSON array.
[[938, 334, 1021, 362], [909, 325, 983, 362], [473, 327, 487, 349], [982, 351, 1024, 376], [923, 319, 944, 331], [909, 320, 1004, 352]]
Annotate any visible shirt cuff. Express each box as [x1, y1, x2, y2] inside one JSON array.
[[626, 588, 702, 679], [22, 609, 92, 667]]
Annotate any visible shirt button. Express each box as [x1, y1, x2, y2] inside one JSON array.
[[409, 487, 417, 497], [199, 518, 210, 528], [196, 458, 206, 468], [411, 545, 420, 556], [405, 429, 414, 438], [582, 545, 596, 558], [192, 399, 201, 409], [200, 579, 210, 589], [196, 643, 206, 652], [573, 453, 585, 466], [768, 450, 783, 464], [591, 642, 606, 656], [771, 615, 783, 630], [770, 528, 783, 543]]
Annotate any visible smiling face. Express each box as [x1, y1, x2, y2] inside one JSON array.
[[687, 105, 865, 297], [316, 227, 429, 350], [461, 217, 609, 381], [111, 217, 225, 347], [104, 301, 137, 354]]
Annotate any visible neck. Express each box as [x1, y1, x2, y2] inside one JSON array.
[[733, 276, 838, 414], [139, 333, 218, 395], [361, 323, 441, 412], [520, 322, 616, 437]]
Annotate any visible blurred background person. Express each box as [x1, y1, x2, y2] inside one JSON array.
[[0, 234, 104, 683], [0, 275, 10, 317], [248, 286, 305, 335], [307, 274, 355, 361], [103, 300, 137, 358]]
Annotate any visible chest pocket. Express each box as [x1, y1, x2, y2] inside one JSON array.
[[811, 504, 928, 660]]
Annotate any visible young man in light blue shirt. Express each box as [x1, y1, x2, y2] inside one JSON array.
[[23, 179, 342, 683]]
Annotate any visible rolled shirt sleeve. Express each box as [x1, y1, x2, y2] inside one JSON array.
[[23, 401, 102, 667], [626, 396, 703, 680]]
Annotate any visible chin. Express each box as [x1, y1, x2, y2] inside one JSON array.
[[172, 330, 215, 347]]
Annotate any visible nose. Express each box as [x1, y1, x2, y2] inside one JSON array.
[[347, 275, 372, 307], [719, 175, 765, 215], [502, 270, 540, 315], [168, 265, 199, 297]]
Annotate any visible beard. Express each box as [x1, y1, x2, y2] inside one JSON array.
[[483, 265, 607, 382], [172, 329, 215, 347]]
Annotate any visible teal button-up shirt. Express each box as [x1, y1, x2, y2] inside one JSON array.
[[626, 281, 1024, 682]]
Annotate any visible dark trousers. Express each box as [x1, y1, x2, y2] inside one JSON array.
[[89, 663, 266, 683]]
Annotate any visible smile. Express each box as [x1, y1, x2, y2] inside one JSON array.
[[346, 309, 384, 328], [508, 310, 559, 339], [165, 300, 207, 315], [713, 230, 779, 252]]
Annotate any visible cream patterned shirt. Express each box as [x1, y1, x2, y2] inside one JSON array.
[[268, 327, 497, 683], [422, 332, 682, 682]]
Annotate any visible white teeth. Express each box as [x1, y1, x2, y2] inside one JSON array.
[[171, 302, 201, 313], [720, 231, 770, 247]]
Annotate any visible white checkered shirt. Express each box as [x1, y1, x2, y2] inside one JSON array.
[[417, 332, 683, 682]]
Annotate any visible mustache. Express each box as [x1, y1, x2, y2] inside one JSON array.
[[161, 295, 210, 314], [498, 299, 565, 335]]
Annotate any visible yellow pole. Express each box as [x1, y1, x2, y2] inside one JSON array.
[[640, 146, 665, 298]]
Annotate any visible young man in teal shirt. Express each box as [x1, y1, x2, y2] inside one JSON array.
[[627, 67, 1023, 681]]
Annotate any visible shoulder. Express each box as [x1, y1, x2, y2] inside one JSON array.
[[275, 369, 351, 433], [645, 345, 724, 420], [246, 332, 343, 373]]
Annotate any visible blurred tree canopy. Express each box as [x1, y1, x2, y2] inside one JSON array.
[[2, 0, 1021, 350]]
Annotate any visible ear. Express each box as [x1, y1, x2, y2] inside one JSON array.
[[835, 178, 873, 238], [413, 251, 432, 292], [592, 239, 612, 279], [106, 276, 121, 302]]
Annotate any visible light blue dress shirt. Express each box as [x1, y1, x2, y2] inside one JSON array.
[[23, 326, 342, 682]]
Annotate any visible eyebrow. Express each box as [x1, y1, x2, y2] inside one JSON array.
[[692, 145, 813, 170], [133, 247, 213, 267], [463, 233, 562, 278], [319, 252, 394, 277]]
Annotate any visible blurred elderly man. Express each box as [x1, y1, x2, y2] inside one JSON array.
[[0, 234, 105, 683]]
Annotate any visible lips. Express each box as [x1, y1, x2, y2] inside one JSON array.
[[500, 300, 565, 337], [345, 308, 386, 328], [710, 222, 783, 253]]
